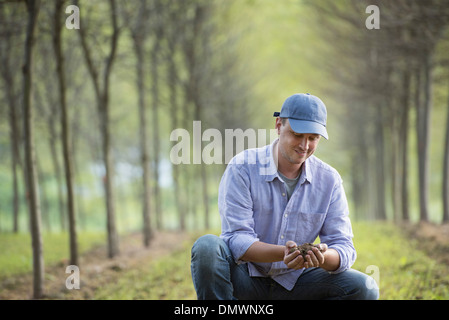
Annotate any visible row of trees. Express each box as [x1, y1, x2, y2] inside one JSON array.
[[305, 0, 449, 222], [1, 0, 252, 298], [3, 0, 448, 299]]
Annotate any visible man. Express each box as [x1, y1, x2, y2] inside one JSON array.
[[190, 93, 379, 300]]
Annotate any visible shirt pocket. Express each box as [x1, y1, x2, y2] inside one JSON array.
[[294, 212, 326, 244]]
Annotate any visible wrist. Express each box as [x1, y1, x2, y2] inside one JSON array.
[[320, 248, 340, 271], [242, 241, 285, 263]]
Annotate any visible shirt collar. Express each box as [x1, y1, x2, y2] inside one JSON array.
[[299, 158, 312, 185], [265, 138, 312, 185], [263, 139, 279, 182]]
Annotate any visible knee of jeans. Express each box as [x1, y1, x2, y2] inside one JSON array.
[[355, 271, 380, 300], [191, 234, 227, 261], [363, 279, 380, 300]]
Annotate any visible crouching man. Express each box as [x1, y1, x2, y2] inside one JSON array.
[[191, 93, 379, 300]]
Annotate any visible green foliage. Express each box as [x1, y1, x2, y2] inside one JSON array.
[[0, 231, 105, 281]]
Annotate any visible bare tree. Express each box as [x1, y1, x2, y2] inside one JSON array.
[[411, 0, 447, 222], [180, 1, 211, 228], [125, 0, 153, 245], [0, 4, 25, 233], [76, 0, 120, 258], [23, 0, 44, 299], [399, 68, 411, 221], [53, 0, 79, 265], [304, 0, 449, 223], [443, 78, 449, 222], [33, 18, 66, 231], [164, 0, 185, 230], [150, 0, 164, 230]]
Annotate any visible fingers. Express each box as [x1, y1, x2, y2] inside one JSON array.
[[285, 251, 305, 269], [305, 250, 319, 268], [284, 242, 328, 270], [285, 250, 317, 270], [318, 243, 328, 253], [284, 241, 303, 270], [285, 241, 297, 252], [284, 241, 298, 262], [304, 248, 322, 268]]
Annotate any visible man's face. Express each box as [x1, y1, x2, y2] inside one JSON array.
[[275, 118, 321, 167]]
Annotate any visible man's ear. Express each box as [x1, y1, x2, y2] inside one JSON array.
[[275, 118, 282, 135]]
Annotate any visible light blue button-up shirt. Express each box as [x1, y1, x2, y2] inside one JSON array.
[[218, 138, 356, 291]]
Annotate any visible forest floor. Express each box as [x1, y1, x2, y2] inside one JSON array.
[[0, 230, 195, 300], [402, 221, 449, 266], [1, 221, 449, 300]]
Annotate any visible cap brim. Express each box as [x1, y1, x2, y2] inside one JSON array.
[[288, 119, 329, 140]]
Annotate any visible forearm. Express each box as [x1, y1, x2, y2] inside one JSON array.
[[320, 248, 340, 272], [241, 240, 341, 272], [241, 241, 285, 263]]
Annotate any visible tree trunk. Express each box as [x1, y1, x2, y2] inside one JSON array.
[[77, 0, 120, 258], [48, 121, 66, 231], [443, 79, 449, 223], [134, 38, 153, 246], [194, 95, 210, 229], [375, 108, 387, 220], [400, 68, 411, 221], [151, 37, 162, 230], [416, 54, 432, 222], [126, 0, 153, 245], [391, 112, 401, 222], [166, 37, 184, 230], [1, 5, 23, 233], [351, 128, 369, 220], [53, 0, 79, 266], [8, 76, 21, 233], [102, 107, 119, 258], [104, 0, 120, 258], [23, 0, 44, 299], [11, 146, 20, 232]]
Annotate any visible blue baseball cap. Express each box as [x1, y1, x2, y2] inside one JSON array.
[[273, 93, 329, 140]]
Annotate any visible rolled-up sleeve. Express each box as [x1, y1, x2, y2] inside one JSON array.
[[319, 179, 356, 274], [218, 160, 259, 263]]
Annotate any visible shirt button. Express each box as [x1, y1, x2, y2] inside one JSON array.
[[280, 235, 284, 239], [282, 193, 286, 197], [284, 214, 288, 218]]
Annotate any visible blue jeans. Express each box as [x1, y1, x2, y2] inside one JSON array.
[[191, 234, 379, 300]]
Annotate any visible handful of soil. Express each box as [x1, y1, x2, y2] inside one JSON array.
[[289, 243, 323, 259]]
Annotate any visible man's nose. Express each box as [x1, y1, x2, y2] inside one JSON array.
[[298, 138, 308, 150]]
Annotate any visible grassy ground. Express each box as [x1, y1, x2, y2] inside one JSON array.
[[1, 222, 448, 299], [351, 222, 449, 299], [0, 231, 105, 282], [94, 242, 197, 299], [92, 222, 449, 300]]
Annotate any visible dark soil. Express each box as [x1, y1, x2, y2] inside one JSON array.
[[289, 243, 323, 258]]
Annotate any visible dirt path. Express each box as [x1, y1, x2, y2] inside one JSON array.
[[403, 221, 449, 266], [0, 231, 192, 300]]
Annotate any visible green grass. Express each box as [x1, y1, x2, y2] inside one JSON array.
[[94, 239, 197, 300], [1, 222, 448, 299], [92, 222, 449, 300], [0, 231, 105, 281], [351, 222, 449, 300]]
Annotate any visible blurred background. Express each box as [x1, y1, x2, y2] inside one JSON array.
[[1, 0, 449, 299]]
